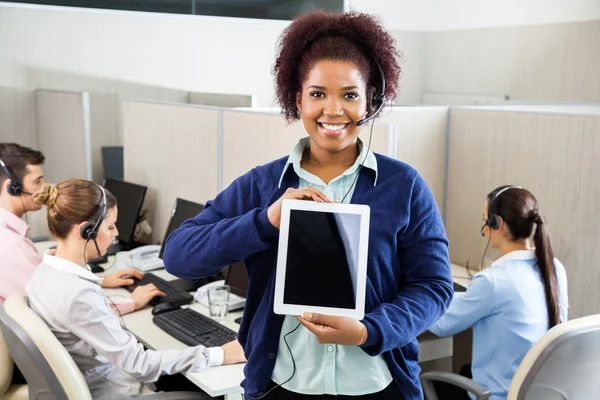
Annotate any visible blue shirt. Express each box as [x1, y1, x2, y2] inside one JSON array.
[[429, 250, 569, 400], [164, 151, 453, 399], [271, 138, 392, 395]]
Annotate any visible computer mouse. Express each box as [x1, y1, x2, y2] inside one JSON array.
[[151, 302, 181, 316]]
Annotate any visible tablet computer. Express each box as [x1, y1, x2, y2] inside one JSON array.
[[274, 199, 370, 320]]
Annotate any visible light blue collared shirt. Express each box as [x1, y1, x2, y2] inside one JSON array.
[[429, 250, 569, 400], [271, 137, 393, 395]]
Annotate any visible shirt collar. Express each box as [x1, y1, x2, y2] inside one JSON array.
[[43, 250, 103, 284], [491, 249, 536, 268], [0, 207, 30, 237], [278, 137, 378, 188]]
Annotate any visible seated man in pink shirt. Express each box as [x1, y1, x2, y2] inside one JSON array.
[[0, 143, 162, 309]]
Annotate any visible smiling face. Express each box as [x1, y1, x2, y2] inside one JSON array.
[[296, 60, 369, 155]]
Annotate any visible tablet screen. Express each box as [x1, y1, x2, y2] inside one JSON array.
[[283, 209, 362, 309]]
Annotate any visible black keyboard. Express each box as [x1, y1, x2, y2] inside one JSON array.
[[153, 308, 238, 347], [125, 273, 193, 306]]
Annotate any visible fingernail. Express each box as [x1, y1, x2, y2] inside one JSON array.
[[303, 312, 313, 320]]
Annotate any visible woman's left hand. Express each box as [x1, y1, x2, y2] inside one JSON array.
[[296, 313, 368, 346], [101, 268, 144, 288]]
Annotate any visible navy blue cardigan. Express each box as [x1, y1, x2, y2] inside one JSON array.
[[164, 154, 453, 399]]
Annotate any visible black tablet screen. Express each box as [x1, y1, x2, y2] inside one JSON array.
[[283, 209, 362, 309]]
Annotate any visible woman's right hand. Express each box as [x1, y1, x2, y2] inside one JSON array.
[[267, 187, 333, 229], [130, 284, 165, 310], [221, 339, 246, 365]]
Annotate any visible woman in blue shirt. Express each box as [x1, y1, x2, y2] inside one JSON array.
[[429, 186, 568, 400], [164, 10, 453, 399]]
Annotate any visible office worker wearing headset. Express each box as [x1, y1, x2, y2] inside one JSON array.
[[25, 180, 245, 400], [164, 11, 453, 400], [0, 143, 153, 310], [429, 186, 569, 400]]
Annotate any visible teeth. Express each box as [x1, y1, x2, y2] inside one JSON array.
[[322, 123, 346, 131]]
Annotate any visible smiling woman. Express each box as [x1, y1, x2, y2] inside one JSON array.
[[164, 10, 453, 400]]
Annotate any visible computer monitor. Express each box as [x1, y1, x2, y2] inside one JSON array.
[[103, 178, 147, 245], [226, 261, 248, 298], [159, 198, 204, 259], [101, 146, 124, 181]]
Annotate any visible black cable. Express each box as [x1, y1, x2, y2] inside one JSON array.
[[84, 238, 91, 266], [85, 239, 127, 328], [243, 322, 302, 400], [479, 231, 492, 273], [340, 116, 376, 204], [105, 292, 127, 330]]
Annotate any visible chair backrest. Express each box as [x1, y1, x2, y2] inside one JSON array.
[[0, 296, 92, 400], [0, 305, 15, 395], [509, 314, 600, 400]]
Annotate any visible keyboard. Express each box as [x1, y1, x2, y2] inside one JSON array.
[[125, 273, 194, 306], [153, 308, 238, 347]]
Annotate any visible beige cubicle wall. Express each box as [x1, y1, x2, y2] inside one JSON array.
[[123, 100, 220, 243], [220, 109, 395, 191], [379, 106, 449, 210], [445, 107, 600, 318], [0, 86, 37, 146], [35, 90, 91, 183], [188, 92, 255, 108]]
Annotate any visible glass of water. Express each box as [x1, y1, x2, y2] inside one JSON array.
[[207, 285, 230, 321]]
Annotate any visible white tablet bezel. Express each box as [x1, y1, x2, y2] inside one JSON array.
[[274, 199, 370, 320]]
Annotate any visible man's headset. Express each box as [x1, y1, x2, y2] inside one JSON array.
[[0, 157, 32, 196], [80, 185, 108, 259], [481, 185, 524, 236]]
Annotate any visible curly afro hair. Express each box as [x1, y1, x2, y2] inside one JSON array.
[[273, 10, 402, 122]]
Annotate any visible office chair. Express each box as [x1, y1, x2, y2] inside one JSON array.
[[421, 314, 600, 400], [0, 306, 28, 400], [0, 296, 210, 400]]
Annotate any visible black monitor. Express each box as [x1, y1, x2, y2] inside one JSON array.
[[159, 198, 205, 259], [226, 261, 248, 298], [103, 178, 147, 245], [101, 146, 124, 181]]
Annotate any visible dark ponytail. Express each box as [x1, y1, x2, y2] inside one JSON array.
[[487, 186, 561, 328], [531, 214, 561, 328]]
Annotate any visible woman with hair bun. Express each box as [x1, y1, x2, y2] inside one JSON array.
[[165, 11, 452, 399], [27, 180, 245, 400]]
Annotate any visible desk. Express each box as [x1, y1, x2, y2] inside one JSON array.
[[103, 258, 245, 399], [36, 241, 472, 391]]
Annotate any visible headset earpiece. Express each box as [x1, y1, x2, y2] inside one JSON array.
[[0, 157, 24, 197], [366, 86, 376, 115], [486, 214, 501, 230], [80, 221, 96, 240], [7, 180, 23, 196]]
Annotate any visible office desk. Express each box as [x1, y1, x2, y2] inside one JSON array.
[[35, 241, 472, 390], [103, 258, 245, 399], [419, 263, 472, 373]]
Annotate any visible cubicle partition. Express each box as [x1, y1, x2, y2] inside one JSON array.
[[123, 99, 600, 318], [124, 101, 398, 243], [445, 107, 600, 318], [378, 106, 449, 210], [188, 92, 256, 108], [35, 90, 92, 183], [123, 100, 220, 243]]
